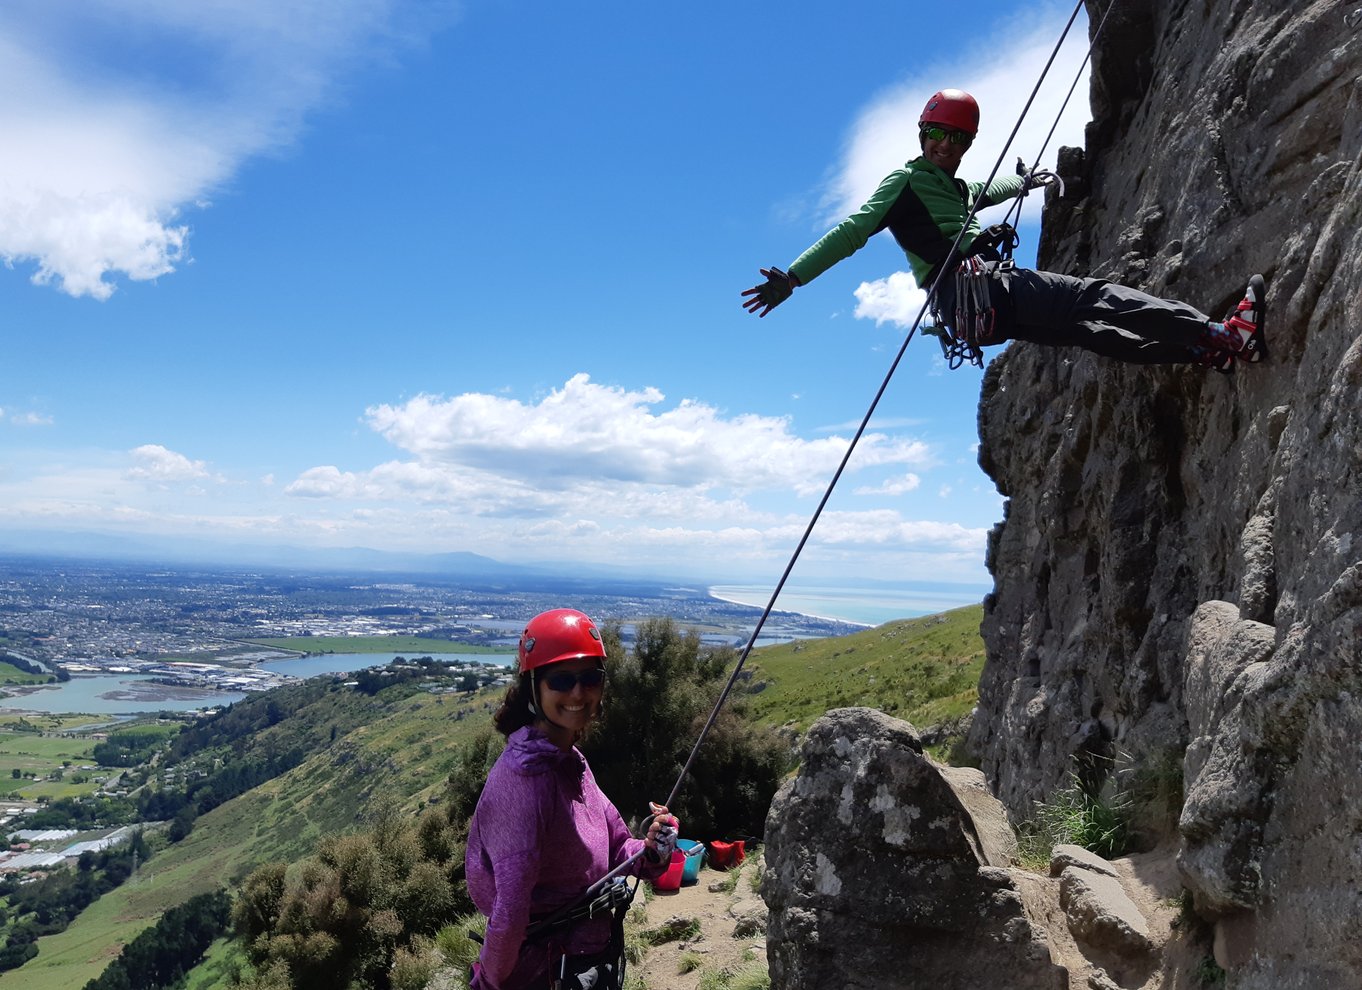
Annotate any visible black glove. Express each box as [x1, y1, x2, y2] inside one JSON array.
[[741, 267, 796, 318]]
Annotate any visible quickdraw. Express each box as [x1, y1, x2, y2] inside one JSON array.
[[927, 223, 1017, 370]]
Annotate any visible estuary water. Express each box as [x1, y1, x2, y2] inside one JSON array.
[[257, 651, 514, 678], [0, 674, 247, 716], [0, 652, 516, 717]]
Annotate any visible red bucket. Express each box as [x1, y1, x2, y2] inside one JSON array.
[[651, 850, 686, 891], [708, 839, 745, 869]]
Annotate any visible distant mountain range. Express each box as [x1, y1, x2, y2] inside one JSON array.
[[0, 528, 612, 582]]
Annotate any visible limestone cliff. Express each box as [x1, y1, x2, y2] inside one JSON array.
[[968, 0, 1362, 985]]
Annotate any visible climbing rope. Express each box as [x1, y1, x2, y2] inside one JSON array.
[[581, 0, 1115, 901], [1002, 0, 1117, 233]]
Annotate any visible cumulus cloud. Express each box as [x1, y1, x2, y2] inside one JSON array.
[[363, 373, 932, 497], [854, 473, 921, 496], [126, 443, 215, 483], [0, 1, 458, 299], [853, 271, 931, 329]]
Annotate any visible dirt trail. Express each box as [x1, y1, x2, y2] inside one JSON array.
[[630, 851, 767, 990]]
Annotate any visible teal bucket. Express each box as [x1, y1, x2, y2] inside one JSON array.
[[677, 839, 703, 884]]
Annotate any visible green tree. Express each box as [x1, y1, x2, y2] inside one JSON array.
[[584, 618, 790, 839]]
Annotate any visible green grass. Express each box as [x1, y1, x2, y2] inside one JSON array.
[[0, 714, 108, 733], [0, 661, 53, 685], [181, 937, 248, 990], [739, 604, 985, 733], [1016, 773, 1135, 869], [0, 730, 103, 799], [243, 635, 507, 655]]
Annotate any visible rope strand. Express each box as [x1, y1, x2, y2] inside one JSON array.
[[585, 0, 1111, 899]]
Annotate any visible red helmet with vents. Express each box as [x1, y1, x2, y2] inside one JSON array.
[[919, 89, 980, 135], [517, 608, 607, 673]]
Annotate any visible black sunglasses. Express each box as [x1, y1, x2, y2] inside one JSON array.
[[542, 668, 606, 692], [920, 124, 973, 147]]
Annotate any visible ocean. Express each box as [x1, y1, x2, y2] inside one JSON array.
[[707, 583, 987, 627]]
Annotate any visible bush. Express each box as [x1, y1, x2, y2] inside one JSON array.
[[389, 936, 438, 990]]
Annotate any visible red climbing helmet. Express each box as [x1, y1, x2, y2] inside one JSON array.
[[517, 608, 607, 673], [919, 89, 980, 136]]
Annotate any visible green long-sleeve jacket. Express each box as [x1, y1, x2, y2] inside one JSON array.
[[787, 157, 1023, 289]]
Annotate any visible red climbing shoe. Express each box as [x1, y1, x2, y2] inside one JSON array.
[[1223, 273, 1268, 363]]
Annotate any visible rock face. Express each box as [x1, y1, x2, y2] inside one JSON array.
[[763, 708, 1068, 990], [965, 0, 1362, 986]]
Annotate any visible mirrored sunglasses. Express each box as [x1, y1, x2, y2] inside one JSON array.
[[920, 124, 973, 147], [543, 668, 606, 692]]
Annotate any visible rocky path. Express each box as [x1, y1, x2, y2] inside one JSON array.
[[629, 850, 768, 990]]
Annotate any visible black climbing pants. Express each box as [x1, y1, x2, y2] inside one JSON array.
[[942, 264, 1213, 364]]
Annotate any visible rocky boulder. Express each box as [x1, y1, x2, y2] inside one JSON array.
[[762, 708, 1067, 990]]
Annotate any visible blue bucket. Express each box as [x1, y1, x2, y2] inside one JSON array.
[[677, 839, 703, 884]]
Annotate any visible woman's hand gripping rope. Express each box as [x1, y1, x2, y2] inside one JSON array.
[[645, 802, 680, 861]]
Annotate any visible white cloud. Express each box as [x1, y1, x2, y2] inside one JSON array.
[[0, 1, 459, 299], [854, 473, 921, 496], [853, 271, 931, 329], [6, 409, 54, 426], [363, 373, 932, 498], [126, 444, 215, 483]]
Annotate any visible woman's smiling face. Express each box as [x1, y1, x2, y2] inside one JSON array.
[[535, 656, 605, 746]]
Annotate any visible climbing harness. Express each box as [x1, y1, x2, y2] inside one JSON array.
[[924, 0, 1109, 374], [472, 877, 639, 990]]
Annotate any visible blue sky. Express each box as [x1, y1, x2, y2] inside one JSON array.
[[0, 0, 1092, 589]]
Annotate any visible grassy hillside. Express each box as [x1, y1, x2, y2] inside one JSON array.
[[0, 679, 504, 990], [739, 604, 985, 733]]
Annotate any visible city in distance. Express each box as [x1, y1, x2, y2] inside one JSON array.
[[0, 549, 988, 717]]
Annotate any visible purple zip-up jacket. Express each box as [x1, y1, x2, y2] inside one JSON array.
[[465, 726, 664, 990]]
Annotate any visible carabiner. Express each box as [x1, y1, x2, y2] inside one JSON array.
[[1347, 7, 1362, 29]]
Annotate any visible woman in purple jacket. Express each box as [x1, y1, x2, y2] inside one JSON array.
[[465, 608, 676, 990]]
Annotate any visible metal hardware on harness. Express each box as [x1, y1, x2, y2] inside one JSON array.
[[526, 877, 636, 943], [1348, 6, 1362, 29], [937, 255, 998, 369]]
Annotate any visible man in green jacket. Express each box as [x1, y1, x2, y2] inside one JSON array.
[[741, 89, 1266, 371]]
